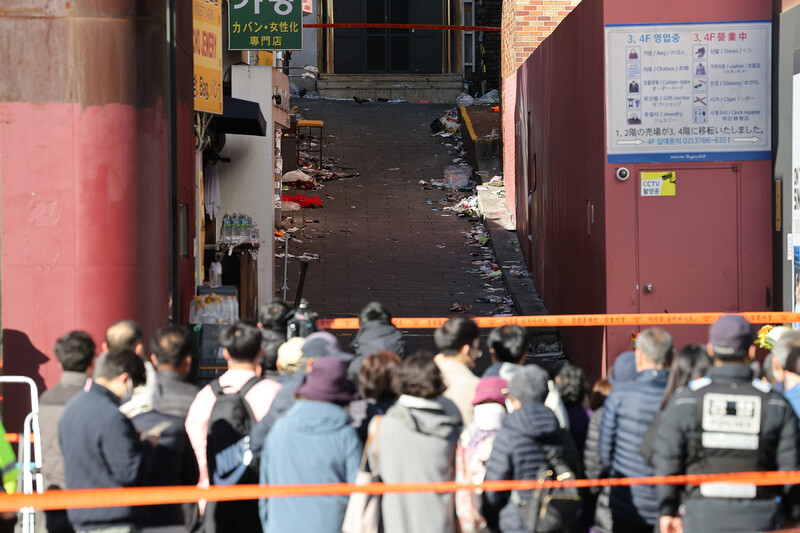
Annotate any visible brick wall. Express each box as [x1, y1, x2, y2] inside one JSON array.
[[501, 0, 579, 221]]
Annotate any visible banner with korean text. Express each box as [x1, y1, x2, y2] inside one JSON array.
[[193, 0, 223, 114], [605, 21, 771, 163], [229, 0, 303, 50]]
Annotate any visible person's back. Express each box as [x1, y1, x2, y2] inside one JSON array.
[[261, 357, 361, 533], [348, 302, 406, 379], [481, 325, 528, 382], [599, 328, 671, 531], [455, 377, 507, 533], [59, 348, 154, 532], [434, 318, 482, 425], [38, 331, 96, 533], [156, 370, 199, 419], [184, 321, 280, 533], [655, 315, 800, 533], [130, 410, 199, 529], [599, 370, 666, 527], [149, 324, 200, 419], [482, 365, 581, 533], [374, 353, 462, 533], [258, 300, 292, 380]]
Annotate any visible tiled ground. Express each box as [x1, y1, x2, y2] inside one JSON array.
[[276, 99, 502, 352]]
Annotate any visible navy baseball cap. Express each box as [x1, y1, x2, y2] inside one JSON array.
[[709, 315, 753, 356]]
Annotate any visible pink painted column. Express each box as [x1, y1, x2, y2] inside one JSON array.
[[0, 1, 191, 430]]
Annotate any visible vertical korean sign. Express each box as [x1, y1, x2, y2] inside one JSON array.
[[193, 0, 223, 114], [229, 0, 303, 50], [605, 21, 771, 163]]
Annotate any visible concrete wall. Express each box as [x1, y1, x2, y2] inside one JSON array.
[[218, 65, 275, 308]]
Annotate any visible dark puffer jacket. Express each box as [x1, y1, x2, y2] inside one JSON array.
[[482, 402, 581, 533], [599, 369, 668, 526], [583, 407, 611, 533], [654, 365, 800, 532], [347, 320, 406, 378]]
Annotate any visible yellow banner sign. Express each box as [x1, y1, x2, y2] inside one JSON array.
[[193, 0, 223, 114], [641, 171, 676, 196]]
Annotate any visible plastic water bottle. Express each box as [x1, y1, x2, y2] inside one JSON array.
[[242, 214, 252, 240], [232, 213, 242, 241], [252, 222, 259, 240], [221, 213, 232, 245]]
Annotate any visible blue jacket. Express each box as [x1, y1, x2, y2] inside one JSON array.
[[59, 383, 154, 530], [483, 402, 581, 533], [599, 368, 668, 525], [259, 400, 362, 533]]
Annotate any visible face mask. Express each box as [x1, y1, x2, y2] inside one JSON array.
[[125, 377, 135, 396], [505, 398, 516, 413], [473, 403, 507, 431]]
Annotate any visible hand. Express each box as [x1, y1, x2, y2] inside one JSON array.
[[660, 515, 683, 533]]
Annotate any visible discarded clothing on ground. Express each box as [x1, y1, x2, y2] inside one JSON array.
[[282, 194, 324, 209]]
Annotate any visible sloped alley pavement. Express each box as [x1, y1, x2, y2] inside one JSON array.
[[276, 98, 522, 354]]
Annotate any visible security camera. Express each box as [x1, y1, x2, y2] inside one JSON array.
[[615, 167, 630, 181]]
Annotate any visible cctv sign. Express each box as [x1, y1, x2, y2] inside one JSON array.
[[229, 0, 303, 51], [605, 20, 771, 163]]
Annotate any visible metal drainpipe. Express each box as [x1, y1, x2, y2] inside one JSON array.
[[167, 0, 179, 323]]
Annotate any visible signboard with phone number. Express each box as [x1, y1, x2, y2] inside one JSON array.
[[605, 21, 771, 163]]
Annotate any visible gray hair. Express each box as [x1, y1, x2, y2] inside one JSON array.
[[635, 328, 673, 367], [770, 330, 800, 369]]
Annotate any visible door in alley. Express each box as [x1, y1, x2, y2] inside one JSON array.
[[636, 166, 740, 347], [333, 0, 442, 73]]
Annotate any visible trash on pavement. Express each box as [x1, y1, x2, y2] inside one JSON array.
[[281, 194, 324, 208], [455, 93, 475, 106], [443, 165, 473, 190], [477, 89, 500, 105]]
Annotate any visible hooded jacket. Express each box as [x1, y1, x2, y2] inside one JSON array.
[[348, 320, 406, 378], [260, 399, 362, 533], [373, 395, 463, 533], [482, 402, 581, 533]]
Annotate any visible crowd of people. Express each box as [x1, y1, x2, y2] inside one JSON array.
[[21, 302, 800, 533]]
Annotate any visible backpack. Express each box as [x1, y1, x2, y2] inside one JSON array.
[[512, 445, 582, 533], [206, 376, 262, 485]]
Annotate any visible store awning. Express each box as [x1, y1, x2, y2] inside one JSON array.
[[212, 96, 267, 137]]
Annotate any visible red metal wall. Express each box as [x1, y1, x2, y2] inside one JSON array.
[[0, 2, 195, 430], [515, 0, 608, 380], [515, 0, 774, 378]]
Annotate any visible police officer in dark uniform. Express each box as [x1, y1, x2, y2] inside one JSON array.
[[654, 315, 800, 533]]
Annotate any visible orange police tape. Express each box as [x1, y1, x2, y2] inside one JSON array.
[[3, 471, 800, 512], [316, 312, 800, 330]]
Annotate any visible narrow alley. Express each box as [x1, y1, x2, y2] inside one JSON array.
[[277, 98, 516, 349]]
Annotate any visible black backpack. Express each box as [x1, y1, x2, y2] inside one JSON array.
[[513, 444, 582, 533], [206, 376, 262, 485]]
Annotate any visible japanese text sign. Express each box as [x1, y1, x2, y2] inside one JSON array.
[[193, 0, 223, 114], [229, 0, 303, 51], [605, 21, 771, 163]]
